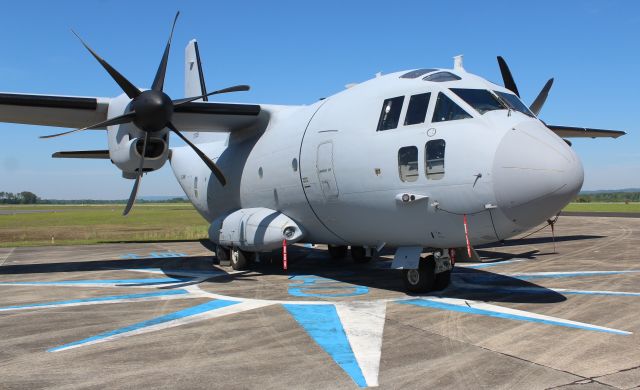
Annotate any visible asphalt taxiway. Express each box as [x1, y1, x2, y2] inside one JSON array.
[[1, 215, 640, 389]]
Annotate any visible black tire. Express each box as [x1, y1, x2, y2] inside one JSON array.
[[351, 246, 371, 263], [402, 255, 436, 293], [231, 250, 253, 271], [215, 245, 230, 263], [433, 270, 451, 291], [328, 245, 348, 259]]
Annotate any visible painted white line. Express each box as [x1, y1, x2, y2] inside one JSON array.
[[335, 301, 387, 387], [0, 247, 15, 267], [418, 296, 631, 335], [53, 300, 274, 352], [0, 291, 197, 312]]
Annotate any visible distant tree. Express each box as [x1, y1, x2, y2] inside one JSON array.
[[19, 191, 39, 204]]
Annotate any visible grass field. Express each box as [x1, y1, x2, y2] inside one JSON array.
[[1, 202, 638, 248], [0, 204, 209, 247]]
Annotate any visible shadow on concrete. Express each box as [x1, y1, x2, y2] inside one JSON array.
[[0, 244, 567, 304]]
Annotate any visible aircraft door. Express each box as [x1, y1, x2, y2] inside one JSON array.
[[316, 141, 339, 201]]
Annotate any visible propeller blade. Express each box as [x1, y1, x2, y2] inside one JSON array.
[[167, 122, 227, 186], [529, 78, 554, 116], [172, 85, 250, 106], [40, 112, 136, 139], [497, 56, 520, 97], [72, 31, 141, 99], [123, 132, 150, 216], [151, 11, 180, 92]]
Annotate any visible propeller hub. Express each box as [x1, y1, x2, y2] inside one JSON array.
[[131, 90, 173, 132]]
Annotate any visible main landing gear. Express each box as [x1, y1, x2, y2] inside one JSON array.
[[215, 245, 254, 271], [402, 252, 453, 293], [327, 245, 372, 263]]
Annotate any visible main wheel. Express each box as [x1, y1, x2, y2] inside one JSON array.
[[402, 255, 436, 293], [328, 245, 348, 259], [231, 249, 254, 271], [433, 270, 452, 291], [351, 246, 371, 263], [215, 245, 230, 264]]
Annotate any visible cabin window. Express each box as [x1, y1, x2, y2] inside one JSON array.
[[426, 140, 445, 179], [377, 96, 404, 131], [398, 146, 419, 182], [451, 88, 506, 114], [432, 93, 471, 122], [494, 91, 534, 117], [404, 92, 431, 126]]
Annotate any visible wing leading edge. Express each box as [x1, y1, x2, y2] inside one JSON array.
[[0, 92, 262, 132], [546, 125, 626, 139]]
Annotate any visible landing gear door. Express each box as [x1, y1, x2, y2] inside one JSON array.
[[316, 141, 339, 201]]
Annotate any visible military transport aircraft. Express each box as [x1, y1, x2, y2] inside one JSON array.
[[0, 13, 625, 293]]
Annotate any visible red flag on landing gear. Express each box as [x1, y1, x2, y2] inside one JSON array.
[[463, 214, 471, 258], [282, 239, 288, 271]]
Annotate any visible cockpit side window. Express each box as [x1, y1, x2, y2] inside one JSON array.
[[450, 88, 506, 114], [425, 139, 445, 179], [404, 92, 431, 126], [432, 92, 471, 122], [377, 96, 405, 131], [398, 146, 419, 182], [494, 91, 534, 117]]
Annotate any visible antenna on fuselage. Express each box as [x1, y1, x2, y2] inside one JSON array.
[[453, 55, 464, 71]]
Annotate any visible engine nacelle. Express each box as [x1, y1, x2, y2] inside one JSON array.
[[106, 93, 170, 178], [209, 208, 304, 252]]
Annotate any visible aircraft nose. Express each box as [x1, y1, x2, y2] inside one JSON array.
[[492, 123, 584, 228]]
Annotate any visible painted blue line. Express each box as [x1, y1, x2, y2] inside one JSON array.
[[398, 299, 629, 335], [48, 299, 239, 352], [462, 259, 530, 269], [283, 304, 367, 388], [0, 290, 189, 311], [0, 277, 190, 286], [561, 290, 640, 296], [454, 286, 555, 296], [121, 268, 226, 277], [288, 286, 369, 298], [515, 271, 631, 280]]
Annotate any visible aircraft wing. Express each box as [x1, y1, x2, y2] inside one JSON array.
[[172, 101, 262, 131], [0, 92, 262, 132], [547, 125, 626, 139], [0, 92, 110, 128]]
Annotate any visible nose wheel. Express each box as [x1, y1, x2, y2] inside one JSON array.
[[402, 255, 436, 293]]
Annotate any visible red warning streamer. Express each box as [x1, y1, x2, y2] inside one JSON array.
[[282, 239, 288, 271], [463, 214, 471, 258]]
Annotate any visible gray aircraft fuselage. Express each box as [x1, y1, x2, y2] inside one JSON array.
[[171, 69, 583, 250]]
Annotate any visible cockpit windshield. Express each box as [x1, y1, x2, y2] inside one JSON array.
[[494, 91, 535, 117], [450, 88, 506, 114]]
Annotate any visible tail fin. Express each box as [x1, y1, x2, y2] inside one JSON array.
[[184, 39, 207, 100]]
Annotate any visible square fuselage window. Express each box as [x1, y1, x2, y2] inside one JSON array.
[[398, 146, 419, 182], [426, 139, 445, 179]]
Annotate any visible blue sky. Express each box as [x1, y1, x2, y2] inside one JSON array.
[[0, 0, 638, 199]]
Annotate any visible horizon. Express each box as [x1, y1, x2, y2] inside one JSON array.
[[1, 1, 638, 198]]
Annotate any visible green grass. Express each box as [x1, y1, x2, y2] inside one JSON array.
[[563, 202, 640, 213], [0, 203, 209, 247], [2, 201, 638, 248]]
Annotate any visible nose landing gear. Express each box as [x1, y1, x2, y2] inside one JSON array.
[[401, 251, 454, 293]]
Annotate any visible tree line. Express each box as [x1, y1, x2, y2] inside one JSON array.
[[0, 191, 39, 204], [0, 191, 188, 204], [574, 192, 640, 203]]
